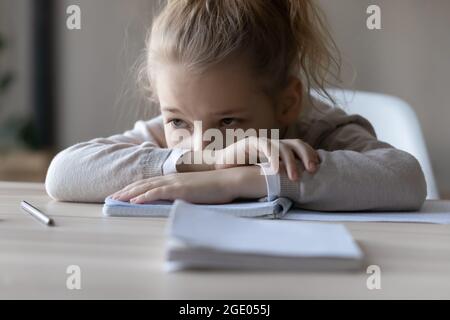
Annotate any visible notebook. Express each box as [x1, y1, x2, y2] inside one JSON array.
[[103, 196, 293, 219], [103, 197, 450, 224], [284, 201, 450, 224], [165, 199, 364, 271]]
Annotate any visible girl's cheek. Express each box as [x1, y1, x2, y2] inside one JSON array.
[[165, 128, 193, 149]]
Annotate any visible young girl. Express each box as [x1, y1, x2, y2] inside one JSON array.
[[45, 0, 426, 211]]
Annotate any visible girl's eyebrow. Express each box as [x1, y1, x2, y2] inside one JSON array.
[[214, 109, 248, 117], [161, 106, 181, 113], [163, 105, 247, 116]]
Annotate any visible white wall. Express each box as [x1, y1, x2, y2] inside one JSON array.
[[55, 0, 450, 197]]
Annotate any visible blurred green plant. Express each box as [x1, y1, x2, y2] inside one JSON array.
[[0, 33, 40, 151]]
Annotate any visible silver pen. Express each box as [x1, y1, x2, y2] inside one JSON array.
[[20, 201, 54, 226]]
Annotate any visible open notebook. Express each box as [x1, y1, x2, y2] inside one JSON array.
[[103, 197, 450, 224], [166, 200, 364, 271], [103, 196, 293, 219]]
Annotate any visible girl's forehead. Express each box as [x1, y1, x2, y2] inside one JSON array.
[[155, 61, 264, 103]]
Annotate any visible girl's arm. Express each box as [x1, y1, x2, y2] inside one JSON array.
[[275, 123, 427, 211], [45, 116, 179, 203]]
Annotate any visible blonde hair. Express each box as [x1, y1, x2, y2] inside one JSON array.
[[142, 0, 342, 106]]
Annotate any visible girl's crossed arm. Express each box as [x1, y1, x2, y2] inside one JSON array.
[[111, 119, 427, 211], [46, 117, 179, 203], [277, 123, 427, 211]]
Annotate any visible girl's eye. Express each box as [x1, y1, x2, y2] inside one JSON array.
[[170, 119, 188, 128], [221, 118, 237, 126]]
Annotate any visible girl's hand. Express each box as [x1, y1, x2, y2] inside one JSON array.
[[215, 137, 320, 181], [109, 166, 266, 204]]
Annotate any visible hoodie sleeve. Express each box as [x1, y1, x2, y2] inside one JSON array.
[[45, 116, 176, 203], [278, 109, 427, 211]]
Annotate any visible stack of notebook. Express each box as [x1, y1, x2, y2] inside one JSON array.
[[101, 195, 450, 271], [165, 200, 364, 271]]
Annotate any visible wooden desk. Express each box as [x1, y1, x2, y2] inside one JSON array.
[[1, 181, 450, 299]]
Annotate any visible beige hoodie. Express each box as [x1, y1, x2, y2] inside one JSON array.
[[45, 96, 427, 211]]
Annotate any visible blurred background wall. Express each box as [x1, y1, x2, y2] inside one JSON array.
[[0, 0, 31, 121], [1, 0, 449, 198]]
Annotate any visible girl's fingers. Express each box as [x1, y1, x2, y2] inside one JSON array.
[[248, 137, 276, 173], [112, 177, 168, 200], [115, 180, 166, 202], [266, 139, 280, 175], [285, 140, 319, 173], [307, 145, 321, 171], [111, 179, 150, 198], [130, 186, 173, 204], [279, 145, 298, 181]]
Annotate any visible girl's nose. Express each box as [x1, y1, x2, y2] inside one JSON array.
[[192, 127, 204, 151], [192, 130, 211, 151], [193, 124, 225, 151]]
